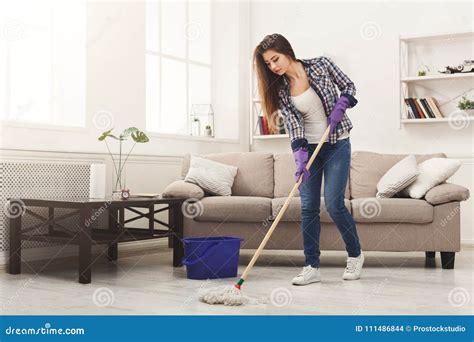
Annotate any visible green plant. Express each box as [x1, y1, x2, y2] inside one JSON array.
[[193, 117, 200, 122], [458, 96, 474, 110], [205, 125, 211, 129], [417, 64, 430, 76], [98, 127, 149, 191]]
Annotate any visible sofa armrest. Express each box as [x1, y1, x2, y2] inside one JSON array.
[[162, 180, 205, 199], [424, 182, 470, 205]]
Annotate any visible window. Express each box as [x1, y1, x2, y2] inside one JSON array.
[[146, 0, 211, 135], [0, 0, 86, 127]]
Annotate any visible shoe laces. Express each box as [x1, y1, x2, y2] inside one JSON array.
[[345, 257, 358, 273], [298, 265, 314, 277]]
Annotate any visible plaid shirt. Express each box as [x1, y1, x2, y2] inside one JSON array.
[[278, 56, 358, 150]]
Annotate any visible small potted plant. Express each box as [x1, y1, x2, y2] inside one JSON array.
[[458, 96, 474, 116], [417, 64, 430, 77], [191, 117, 201, 136], [205, 124, 213, 137], [98, 127, 149, 199]]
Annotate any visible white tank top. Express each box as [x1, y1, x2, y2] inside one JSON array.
[[291, 87, 349, 143]]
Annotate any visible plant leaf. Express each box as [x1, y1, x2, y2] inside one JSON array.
[[131, 130, 149, 143], [98, 129, 119, 141], [121, 127, 139, 139]]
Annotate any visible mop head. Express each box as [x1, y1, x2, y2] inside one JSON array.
[[198, 285, 246, 306]]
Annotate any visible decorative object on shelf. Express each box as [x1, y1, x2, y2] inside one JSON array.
[[98, 127, 150, 199], [190, 104, 214, 138], [458, 96, 474, 115], [438, 60, 474, 74], [205, 124, 212, 137], [191, 117, 201, 136], [417, 64, 430, 76]]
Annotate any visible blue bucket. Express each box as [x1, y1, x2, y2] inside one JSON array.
[[182, 236, 242, 280]]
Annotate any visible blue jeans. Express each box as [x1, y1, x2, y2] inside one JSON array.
[[299, 137, 361, 267]]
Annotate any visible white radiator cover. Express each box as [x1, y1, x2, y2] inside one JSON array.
[[0, 162, 106, 252]]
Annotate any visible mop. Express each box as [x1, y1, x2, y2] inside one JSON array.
[[199, 127, 330, 306]]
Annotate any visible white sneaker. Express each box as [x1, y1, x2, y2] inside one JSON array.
[[342, 251, 364, 280], [292, 265, 321, 285]]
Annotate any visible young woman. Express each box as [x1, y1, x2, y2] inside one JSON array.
[[253, 33, 364, 285]]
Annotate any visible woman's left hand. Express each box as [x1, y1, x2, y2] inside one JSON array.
[[327, 96, 350, 134]]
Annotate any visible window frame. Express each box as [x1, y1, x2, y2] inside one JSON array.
[[145, 0, 212, 136]]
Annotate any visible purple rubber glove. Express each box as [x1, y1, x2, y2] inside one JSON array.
[[327, 96, 351, 134], [293, 147, 310, 189]]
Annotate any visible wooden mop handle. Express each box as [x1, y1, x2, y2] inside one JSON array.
[[240, 126, 330, 282]]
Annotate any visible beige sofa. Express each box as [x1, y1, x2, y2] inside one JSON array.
[[163, 151, 470, 269]]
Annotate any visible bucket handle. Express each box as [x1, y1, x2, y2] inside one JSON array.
[[182, 241, 224, 266]]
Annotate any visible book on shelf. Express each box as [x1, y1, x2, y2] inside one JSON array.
[[261, 115, 269, 135], [404, 97, 444, 119], [255, 115, 287, 136], [426, 97, 444, 118], [255, 116, 263, 135]]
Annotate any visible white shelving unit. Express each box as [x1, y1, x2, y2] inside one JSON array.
[[399, 30, 474, 128], [253, 134, 289, 140], [401, 73, 474, 83]]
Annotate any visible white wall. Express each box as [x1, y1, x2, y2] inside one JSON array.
[[249, 1, 473, 243]]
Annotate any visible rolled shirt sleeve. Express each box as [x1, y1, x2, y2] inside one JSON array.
[[320, 56, 358, 108]]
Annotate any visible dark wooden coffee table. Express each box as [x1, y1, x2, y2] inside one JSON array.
[[7, 196, 186, 284]]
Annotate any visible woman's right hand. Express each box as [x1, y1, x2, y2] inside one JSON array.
[[293, 148, 311, 188]]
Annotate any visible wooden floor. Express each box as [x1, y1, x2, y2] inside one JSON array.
[[0, 244, 472, 315]]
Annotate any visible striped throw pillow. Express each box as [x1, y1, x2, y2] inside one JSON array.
[[376, 154, 419, 198], [184, 156, 238, 196]]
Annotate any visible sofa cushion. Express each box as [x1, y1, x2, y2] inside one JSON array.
[[182, 152, 274, 198], [184, 156, 238, 196], [162, 180, 205, 199], [399, 158, 461, 199], [351, 197, 433, 223], [424, 182, 470, 205], [273, 153, 350, 199], [350, 151, 446, 199], [194, 196, 271, 222], [271, 197, 352, 223], [376, 154, 419, 198]]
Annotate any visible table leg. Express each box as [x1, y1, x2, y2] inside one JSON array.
[[169, 203, 184, 267], [48, 207, 54, 235], [78, 206, 92, 284], [8, 207, 22, 275], [107, 207, 118, 261], [148, 204, 154, 235]]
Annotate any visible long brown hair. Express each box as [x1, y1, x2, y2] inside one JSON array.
[[253, 33, 296, 134]]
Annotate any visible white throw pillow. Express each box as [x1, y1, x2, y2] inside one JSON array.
[[184, 156, 238, 196], [399, 158, 461, 199], [376, 154, 419, 198]]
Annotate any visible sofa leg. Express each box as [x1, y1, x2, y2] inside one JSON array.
[[440, 252, 455, 269], [425, 251, 436, 268]]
